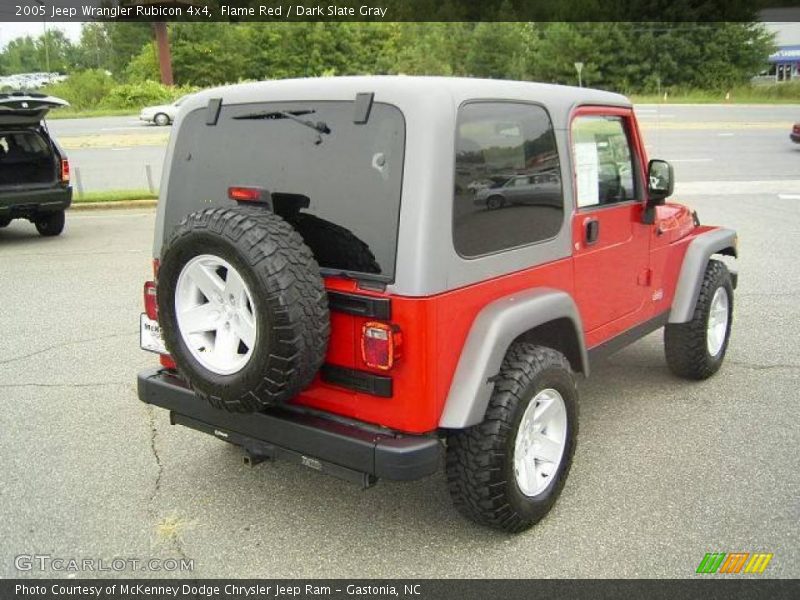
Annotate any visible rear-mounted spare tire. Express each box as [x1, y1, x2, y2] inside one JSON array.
[[157, 206, 330, 413], [288, 213, 381, 275]]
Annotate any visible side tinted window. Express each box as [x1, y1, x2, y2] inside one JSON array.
[[453, 102, 563, 257], [572, 116, 637, 208]]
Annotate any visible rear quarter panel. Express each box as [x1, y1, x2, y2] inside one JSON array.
[[293, 259, 573, 433]]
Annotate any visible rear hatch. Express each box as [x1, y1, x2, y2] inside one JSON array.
[[159, 97, 418, 428], [0, 93, 68, 126]]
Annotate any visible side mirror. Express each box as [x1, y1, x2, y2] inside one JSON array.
[[647, 159, 674, 205]]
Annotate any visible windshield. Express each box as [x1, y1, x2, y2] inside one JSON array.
[[166, 100, 406, 281]]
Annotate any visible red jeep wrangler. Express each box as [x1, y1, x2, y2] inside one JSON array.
[[138, 77, 737, 532]]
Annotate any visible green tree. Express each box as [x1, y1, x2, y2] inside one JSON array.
[[125, 43, 160, 82], [43, 69, 115, 109], [169, 23, 250, 85], [3, 36, 43, 73], [72, 23, 113, 72], [37, 29, 76, 73], [106, 23, 152, 77], [464, 22, 527, 78]]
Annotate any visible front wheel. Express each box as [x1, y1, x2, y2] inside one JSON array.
[[446, 343, 578, 533], [664, 259, 733, 380], [35, 210, 65, 237]]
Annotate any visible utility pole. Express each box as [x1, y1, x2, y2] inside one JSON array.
[[152, 22, 174, 86], [33, 0, 50, 73]]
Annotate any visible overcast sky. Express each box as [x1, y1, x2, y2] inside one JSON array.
[[0, 22, 83, 49]]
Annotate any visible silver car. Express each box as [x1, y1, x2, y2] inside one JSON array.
[[474, 172, 562, 210], [139, 95, 189, 126]]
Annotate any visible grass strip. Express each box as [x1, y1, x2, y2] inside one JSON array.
[[73, 189, 157, 203]]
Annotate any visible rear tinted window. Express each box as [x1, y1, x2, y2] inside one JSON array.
[[453, 102, 563, 257], [167, 101, 405, 281]]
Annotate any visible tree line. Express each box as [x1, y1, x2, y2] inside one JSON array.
[[0, 21, 775, 94]]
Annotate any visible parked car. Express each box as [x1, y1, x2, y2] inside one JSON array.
[[474, 172, 562, 209], [139, 95, 189, 126], [0, 92, 72, 236], [137, 77, 738, 532], [791, 122, 800, 143]]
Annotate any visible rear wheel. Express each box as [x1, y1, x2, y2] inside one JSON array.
[[34, 210, 65, 237], [0, 217, 11, 228], [446, 343, 578, 533], [157, 206, 330, 412], [664, 259, 733, 380], [486, 195, 505, 210], [154, 113, 170, 126]]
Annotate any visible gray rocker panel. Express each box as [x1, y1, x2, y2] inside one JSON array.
[[438, 288, 587, 429], [669, 227, 738, 324]]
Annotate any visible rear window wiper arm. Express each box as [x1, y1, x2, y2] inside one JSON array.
[[234, 110, 331, 144]]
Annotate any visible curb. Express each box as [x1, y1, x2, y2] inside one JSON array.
[[71, 199, 158, 211]]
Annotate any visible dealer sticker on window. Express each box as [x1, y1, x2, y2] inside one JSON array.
[[140, 313, 167, 355]]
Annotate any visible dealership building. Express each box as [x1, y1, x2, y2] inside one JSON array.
[[762, 19, 800, 82]]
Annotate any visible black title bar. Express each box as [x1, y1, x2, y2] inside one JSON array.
[[0, 1, 799, 22], [4, 579, 800, 600]]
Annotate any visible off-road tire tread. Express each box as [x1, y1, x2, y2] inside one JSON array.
[[159, 206, 329, 412], [446, 343, 578, 533], [664, 259, 732, 380], [288, 213, 381, 274]]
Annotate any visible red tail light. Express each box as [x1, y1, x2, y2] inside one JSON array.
[[144, 281, 158, 320], [361, 322, 402, 371], [60, 159, 70, 183], [146, 258, 174, 369], [228, 186, 269, 203]]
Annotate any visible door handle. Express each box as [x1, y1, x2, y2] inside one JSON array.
[[585, 219, 600, 245]]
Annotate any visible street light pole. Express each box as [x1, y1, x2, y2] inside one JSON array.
[[574, 62, 584, 88], [33, 0, 51, 73]]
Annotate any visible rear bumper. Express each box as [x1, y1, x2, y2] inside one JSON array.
[[0, 186, 72, 217], [137, 369, 442, 481]]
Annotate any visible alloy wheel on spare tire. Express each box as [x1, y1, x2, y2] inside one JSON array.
[[157, 206, 330, 412]]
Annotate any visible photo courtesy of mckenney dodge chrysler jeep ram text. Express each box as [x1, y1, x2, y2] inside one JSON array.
[[137, 76, 738, 533]]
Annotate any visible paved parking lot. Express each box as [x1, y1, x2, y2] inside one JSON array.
[[0, 111, 798, 578]]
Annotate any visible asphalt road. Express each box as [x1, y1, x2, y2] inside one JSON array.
[[47, 116, 149, 137], [48, 116, 168, 193], [0, 108, 798, 579]]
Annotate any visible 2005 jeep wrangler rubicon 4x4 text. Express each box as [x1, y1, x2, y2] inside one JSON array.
[[138, 77, 737, 532]]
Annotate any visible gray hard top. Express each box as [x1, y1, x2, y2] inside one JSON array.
[[156, 76, 632, 296], [177, 75, 630, 128]]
